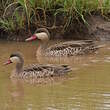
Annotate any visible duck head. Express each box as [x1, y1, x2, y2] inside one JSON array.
[[25, 28, 50, 42], [4, 52, 24, 65]]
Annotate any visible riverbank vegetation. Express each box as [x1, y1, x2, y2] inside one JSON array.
[[0, 0, 110, 40]]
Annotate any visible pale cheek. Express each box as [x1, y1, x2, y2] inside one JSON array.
[[10, 57, 20, 63]]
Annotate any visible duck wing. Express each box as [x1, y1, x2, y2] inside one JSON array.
[[45, 40, 98, 56], [22, 64, 71, 78]]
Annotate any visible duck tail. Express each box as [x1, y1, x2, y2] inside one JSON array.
[[96, 44, 105, 49], [61, 64, 72, 73]]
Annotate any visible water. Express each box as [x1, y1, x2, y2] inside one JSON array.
[[0, 40, 110, 110]]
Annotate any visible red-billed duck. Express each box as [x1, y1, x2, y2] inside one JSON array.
[[4, 52, 71, 79], [26, 28, 100, 57]]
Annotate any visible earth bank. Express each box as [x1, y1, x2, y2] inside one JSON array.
[[0, 15, 110, 41]]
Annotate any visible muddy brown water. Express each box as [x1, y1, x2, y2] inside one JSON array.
[[0, 40, 110, 110]]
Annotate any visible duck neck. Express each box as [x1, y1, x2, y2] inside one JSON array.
[[16, 60, 24, 74], [37, 41, 48, 56], [36, 30, 50, 56], [41, 41, 48, 50]]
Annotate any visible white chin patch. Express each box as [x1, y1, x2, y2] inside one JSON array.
[[10, 57, 20, 63]]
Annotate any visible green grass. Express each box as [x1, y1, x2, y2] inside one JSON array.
[[0, 0, 110, 33]]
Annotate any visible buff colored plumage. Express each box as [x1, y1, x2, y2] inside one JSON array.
[[5, 52, 71, 79], [26, 28, 100, 57]]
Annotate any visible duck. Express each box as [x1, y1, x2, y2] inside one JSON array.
[[25, 28, 100, 57], [4, 52, 71, 79]]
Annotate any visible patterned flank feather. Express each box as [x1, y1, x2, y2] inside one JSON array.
[[45, 40, 99, 57]]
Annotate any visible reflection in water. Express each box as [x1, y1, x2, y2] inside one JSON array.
[[0, 79, 24, 110], [0, 40, 110, 110], [9, 79, 24, 100], [10, 76, 71, 85], [6, 79, 24, 110], [36, 55, 93, 64]]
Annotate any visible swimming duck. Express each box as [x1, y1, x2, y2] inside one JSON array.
[[25, 28, 100, 57], [4, 52, 71, 79]]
